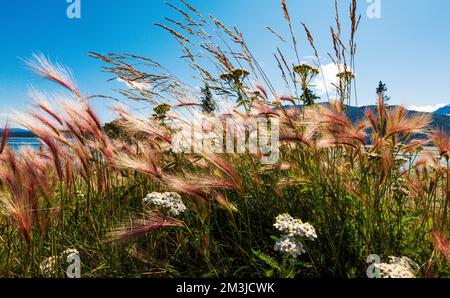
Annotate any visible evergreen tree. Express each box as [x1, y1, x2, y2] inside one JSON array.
[[293, 64, 320, 106], [201, 85, 217, 114], [376, 81, 390, 104], [300, 87, 319, 106], [152, 103, 171, 125]]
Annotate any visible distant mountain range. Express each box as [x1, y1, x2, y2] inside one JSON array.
[[288, 103, 450, 135], [1, 104, 450, 139], [0, 128, 36, 138], [348, 105, 450, 133], [434, 104, 450, 116]]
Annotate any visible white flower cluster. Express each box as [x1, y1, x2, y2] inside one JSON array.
[[62, 248, 80, 257], [144, 192, 187, 216], [39, 248, 80, 276], [376, 256, 419, 278], [273, 213, 317, 258], [274, 214, 317, 240], [274, 236, 305, 258], [39, 256, 59, 276]]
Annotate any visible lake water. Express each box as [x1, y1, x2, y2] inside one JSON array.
[[1, 139, 446, 168], [4, 137, 41, 150]]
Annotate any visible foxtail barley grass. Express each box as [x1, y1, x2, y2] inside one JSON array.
[[1, 0, 450, 278]]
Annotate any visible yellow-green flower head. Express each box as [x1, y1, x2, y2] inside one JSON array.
[[336, 70, 355, 80], [293, 64, 319, 77], [220, 68, 250, 83]]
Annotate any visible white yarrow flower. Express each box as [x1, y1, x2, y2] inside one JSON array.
[[273, 213, 317, 258], [62, 248, 79, 258], [375, 256, 419, 278], [274, 236, 305, 258], [40, 248, 80, 276], [274, 213, 317, 239], [298, 222, 317, 241], [144, 192, 187, 216], [39, 256, 59, 276]]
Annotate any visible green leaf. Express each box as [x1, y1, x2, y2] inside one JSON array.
[[252, 250, 281, 271]]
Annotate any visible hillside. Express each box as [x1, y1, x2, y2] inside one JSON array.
[[0, 128, 36, 138], [434, 104, 450, 116], [287, 103, 450, 135], [3, 105, 450, 140], [345, 105, 450, 133]]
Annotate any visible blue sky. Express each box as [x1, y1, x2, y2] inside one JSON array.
[[1, 0, 450, 125]]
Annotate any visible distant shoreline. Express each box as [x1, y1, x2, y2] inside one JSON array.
[[0, 128, 36, 138]]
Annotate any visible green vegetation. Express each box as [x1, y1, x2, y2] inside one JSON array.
[[1, 0, 450, 278]]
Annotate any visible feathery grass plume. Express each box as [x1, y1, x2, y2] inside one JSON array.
[[266, 26, 287, 43], [165, 1, 203, 27], [330, 26, 341, 63], [315, 100, 367, 148], [179, 0, 203, 19], [24, 53, 81, 98], [0, 146, 60, 244], [113, 148, 163, 179], [213, 191, 237, 213], [16, 120, 64, 180], [174, 101, 202, 108], [210, 15, 241, 43], [108, 212, 185, 243], [201, 153, 242, 191], [300, 22, 330, 101], [432, 231, 450, 260], [384, 107, 430, 140], [275, 48, 296, 91], [165, 17, 198, 36], [430, 130, 450, 161], [278, 95, 296, 106], [18, 147, 54, 195], [201, 44, 235, 72], [0, 124, 9, 155], [161, 174, 236, 212], [20, 90, 119, 191], [29, 89, 64, 126], [262, 162, 292, 172], [251, 102, 280, 117], [154, 23, 192, 44], [334, 0, 341, 36], [113, 107, 172, 144], [279, 131, 313, 147], [300, 22, 318, 57], [162, 175, 211, 206], [274, 53, 291, 91], [281, 0, 291, 26], [401, 139, 428, 154], [187, 176, 241, 192], [349, 0, 361, 56], [0, 192, 32, 244], [30, 111, 62, 137], [254, 82, 268, 101], [281, 0, 300, 63], [365, 97, 430, 145]]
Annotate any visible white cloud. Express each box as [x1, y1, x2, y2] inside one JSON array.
[[117, 78, 151, 91], [408, 103, 446, 113], [312, 63, 352, 98]]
